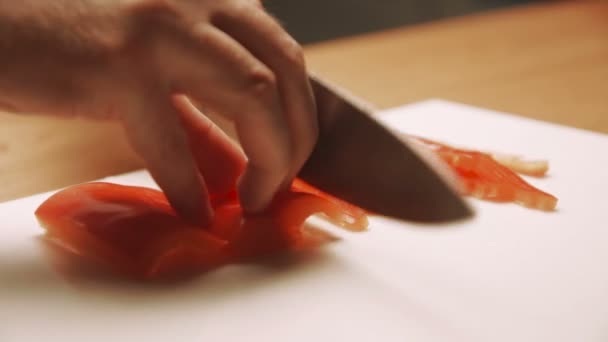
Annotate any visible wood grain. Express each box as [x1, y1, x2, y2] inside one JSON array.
[[304, 1, 608, 131], [1, 1, 606, 202]]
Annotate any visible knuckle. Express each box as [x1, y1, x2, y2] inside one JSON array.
[[243, 66, 277, 97], [213, 0, 261, 25], [122, 0, 181, 46], [118, 0, 184, 72], [280, 37, 306, 68], [217, 0, 250, 17], [242, 0, 264, 9], [252, 0, 264, 9], [124, 0, 178, 23]]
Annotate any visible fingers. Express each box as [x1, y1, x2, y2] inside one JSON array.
[[166, 25, 292, 212], [234, 101, 291, 213], [172, 94, 246, 195], [136, 3, 316, 214], [211, 2, 318, 187], [122, 91, 213, 226]]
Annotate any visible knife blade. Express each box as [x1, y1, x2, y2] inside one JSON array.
[[298, 75, 473, 223]]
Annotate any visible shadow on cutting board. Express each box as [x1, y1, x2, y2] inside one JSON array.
[[0, 230, 343, 305], [37, 228, 340, 287]]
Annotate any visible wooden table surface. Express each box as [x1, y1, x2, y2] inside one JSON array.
[[1, 0, 606, 202]]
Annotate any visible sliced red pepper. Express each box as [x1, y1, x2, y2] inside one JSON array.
[[35, 180, 368, 280]]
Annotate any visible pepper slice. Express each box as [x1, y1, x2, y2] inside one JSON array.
[[35, 180, 368, 280], [411, 136, 558, 211]]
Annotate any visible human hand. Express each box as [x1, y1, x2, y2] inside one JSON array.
[[0, 0, 318, 225]]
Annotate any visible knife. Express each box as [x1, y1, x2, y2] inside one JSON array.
[[298, 74, 473, 223]]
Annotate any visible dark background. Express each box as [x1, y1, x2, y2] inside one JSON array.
[[264, 0, 539, 44]]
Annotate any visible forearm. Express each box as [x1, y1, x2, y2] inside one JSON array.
[[0, 3, 37, 110], [0, 1, 121, 113]]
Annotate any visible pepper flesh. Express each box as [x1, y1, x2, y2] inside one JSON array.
[[411, 136, 558, 211], [35, 180, 368, 280]]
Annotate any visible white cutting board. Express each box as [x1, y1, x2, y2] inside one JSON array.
[[1, 100, 607, 342]]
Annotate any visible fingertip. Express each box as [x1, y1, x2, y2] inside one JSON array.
[[237, 166, 281, 214], [237, 177, 266, 214], [278, 174, 296, 193]]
